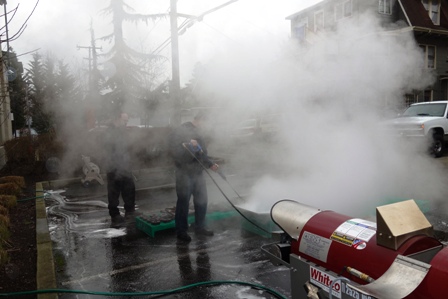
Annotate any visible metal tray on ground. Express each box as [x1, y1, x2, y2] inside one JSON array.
[[136, 210, 238, 238], [235, 205, 283, 238]]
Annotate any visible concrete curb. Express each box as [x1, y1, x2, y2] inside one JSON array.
[[40, 177, 81, 190], [35, 182, 57, 299]]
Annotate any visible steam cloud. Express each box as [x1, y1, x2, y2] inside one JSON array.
[[44, 7, 448, 218], [200, 12, 446, 217]]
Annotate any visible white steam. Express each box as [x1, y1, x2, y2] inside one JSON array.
[[202, 12, 446, 216]]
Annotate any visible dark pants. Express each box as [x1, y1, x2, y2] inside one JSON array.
[[175, 170, 208, 234], [107, 171, 136, 217]]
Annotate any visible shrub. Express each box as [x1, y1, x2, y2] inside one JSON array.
[[0, 243, 9, 267], [2, 133, 65, 176], [0, 223, 10, 245], [0, 176, 25, 188], [3, 137, 35, 165], [0, 205, 8, 216], [0, 183, 21, 196], [0, 215, 9, 227], [0, 195, 17, 209]]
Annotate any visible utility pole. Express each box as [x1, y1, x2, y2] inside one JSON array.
[[77, 33, 102, 130], [25, 80, 30, 133], [77, 44, 102, 93], [168, 0, 238, 127], [0, 0, 12, 144], [2, 0, 10, 67], [170, 0, 181, 127]]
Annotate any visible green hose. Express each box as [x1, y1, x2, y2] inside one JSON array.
[[0, 280, 288, 298], [17, 195, 47, 202]]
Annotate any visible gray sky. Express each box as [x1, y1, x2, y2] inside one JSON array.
[[4, 0, 321, 85]]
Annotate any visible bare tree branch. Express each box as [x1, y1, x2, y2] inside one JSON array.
[[0, 4, 19, 31], [3, 0, 39, 44]]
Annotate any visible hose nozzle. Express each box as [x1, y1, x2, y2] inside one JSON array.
[[217, 169, 226, 181]]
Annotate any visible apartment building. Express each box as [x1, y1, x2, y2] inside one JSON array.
[[287, 0, 448, 105]]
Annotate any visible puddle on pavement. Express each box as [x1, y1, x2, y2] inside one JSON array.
[[45, 190, 128, 239]]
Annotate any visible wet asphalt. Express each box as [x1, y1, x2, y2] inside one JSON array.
[[42, 144, 448, 299], [44, 152, 293, 299]]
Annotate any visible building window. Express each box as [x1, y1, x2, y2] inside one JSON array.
[[335, 4, 343, 20], [294, 21, 308, 42], [415, 90, 433, 103], [344, 0, 352, 17], [336, 0, 352, 21], [422, 0, 441, 25], [405, 93, 417, 106], [424, 90, 433, 102], [442, 79, 448, 101], [420, 45, 436, 69], [379, 0, 392, 15], [314, 10, 324, 32]]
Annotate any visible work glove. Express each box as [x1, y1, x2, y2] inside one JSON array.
[[188, 143, 202, 153]]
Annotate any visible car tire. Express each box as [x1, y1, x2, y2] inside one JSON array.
[[431, 134, 444, 158]]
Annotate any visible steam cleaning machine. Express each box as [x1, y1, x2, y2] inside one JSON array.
[[263, 199, 448, 299]]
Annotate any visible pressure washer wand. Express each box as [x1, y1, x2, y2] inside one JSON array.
[[217, 168, 227, 180], [182, 143, 243, 199], [216, 168, 244, 200], [181, 143, 271, 234]]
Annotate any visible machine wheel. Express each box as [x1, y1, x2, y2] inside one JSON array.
[[82, 181, 91, 188], [45, 157, 61, 173], [431, 134, 444, 158]]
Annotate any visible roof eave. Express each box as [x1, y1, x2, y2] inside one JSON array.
[[397, 0, 412, 26], [285, 0, 326, 20], [412, 26, 448, 36]]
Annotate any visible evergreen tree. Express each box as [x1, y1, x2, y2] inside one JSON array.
[[54, 60, 84, 132], [26, 53, 83, 134], [4, 49, 27, 135], [26, 52, 51, 134], [99, 0, 165, 114], [182, 63, 216, 107]]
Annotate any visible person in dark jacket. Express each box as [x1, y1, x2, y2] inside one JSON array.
[[169, 112, 219, 242], [104, 111, 136, 226]]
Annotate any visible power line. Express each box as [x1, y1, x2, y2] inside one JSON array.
[[150, 0, 239, 56]]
